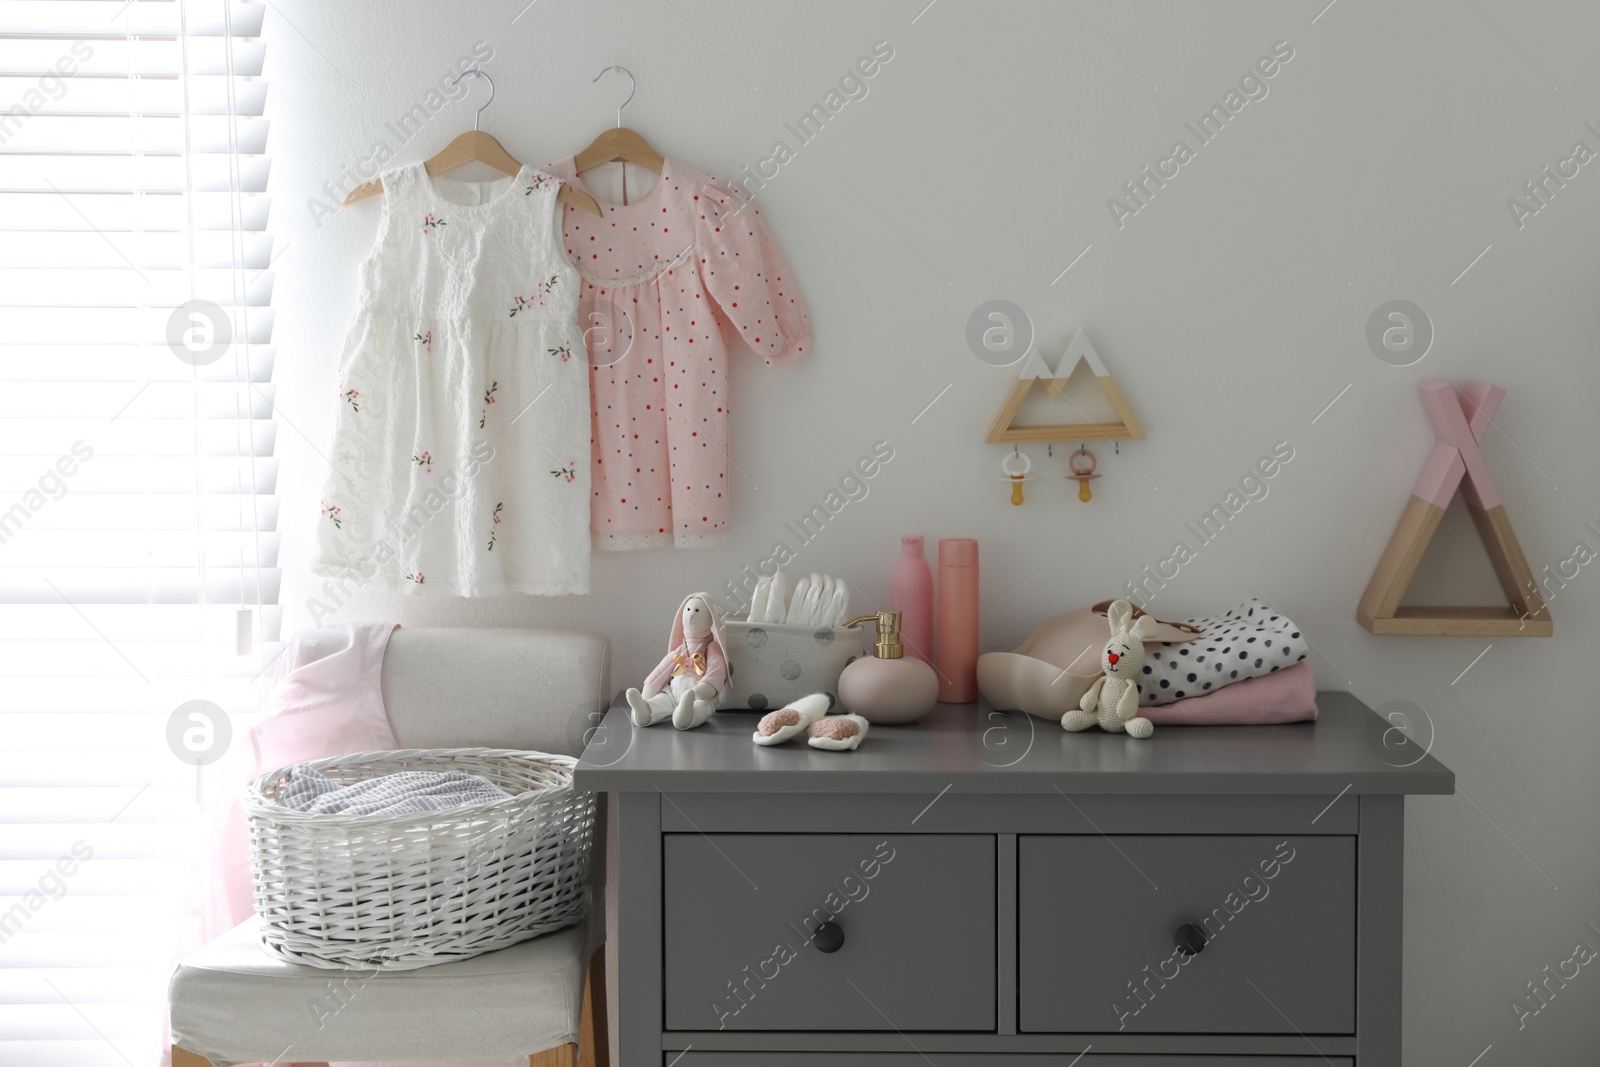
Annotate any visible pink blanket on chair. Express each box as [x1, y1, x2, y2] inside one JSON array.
[[204, 623, 399, 936]]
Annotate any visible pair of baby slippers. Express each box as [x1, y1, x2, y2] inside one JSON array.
[[752, 693, 870, 751]]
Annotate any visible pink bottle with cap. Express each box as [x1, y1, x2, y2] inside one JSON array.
[[937, 538, 980, 703], [891, 535, 934, 664]]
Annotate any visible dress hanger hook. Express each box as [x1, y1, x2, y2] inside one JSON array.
[[449, 68, 495, 132], [593, 65, 636, 127]]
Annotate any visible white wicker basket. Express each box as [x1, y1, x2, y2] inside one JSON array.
[[244, 748, 595, 970]]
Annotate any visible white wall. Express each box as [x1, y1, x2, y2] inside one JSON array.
[[268, 1, 1600, 1062]]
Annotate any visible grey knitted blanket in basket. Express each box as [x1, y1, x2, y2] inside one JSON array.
[[274, 766, 508, 816]]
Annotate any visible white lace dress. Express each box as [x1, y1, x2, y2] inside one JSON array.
[[310, 163, 589, 596]]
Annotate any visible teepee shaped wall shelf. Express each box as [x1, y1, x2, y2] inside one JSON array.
[[984, 331, 1146, 443], [1357, 379, 1550, 637]]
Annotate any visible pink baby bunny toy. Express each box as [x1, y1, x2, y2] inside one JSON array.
[[627, 593, 730, 730]]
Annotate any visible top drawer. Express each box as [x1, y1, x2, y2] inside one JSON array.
[[663, 833, 995, 1032], [1018, 834, 1354, 1034]]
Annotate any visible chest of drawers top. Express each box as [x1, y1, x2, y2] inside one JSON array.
[[575, 691, 1453, 796]]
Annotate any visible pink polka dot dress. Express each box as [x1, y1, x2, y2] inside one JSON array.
[[542, 157, 811, 550]]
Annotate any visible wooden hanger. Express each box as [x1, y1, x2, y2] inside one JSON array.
[[573, 66, 665, 180], [343, 70, 601, 216]]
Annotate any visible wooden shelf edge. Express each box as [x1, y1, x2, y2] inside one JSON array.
[[1358, 609, 1552, 637], [989, 422, 1144, 444]]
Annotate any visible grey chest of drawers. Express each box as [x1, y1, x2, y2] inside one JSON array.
[[575, 691, 1453, 1067]]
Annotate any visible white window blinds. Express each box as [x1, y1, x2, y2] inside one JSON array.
[[0, 2, 276, 1064]]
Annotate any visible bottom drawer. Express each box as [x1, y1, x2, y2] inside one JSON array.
[[667, 1056, 1352, 1066]]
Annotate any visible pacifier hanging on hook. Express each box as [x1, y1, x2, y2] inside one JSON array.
[[1000, 445, 1033, 506], [1065, 444, 1100, 502]]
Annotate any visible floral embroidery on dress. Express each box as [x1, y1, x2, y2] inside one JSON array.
[[509, 276, 560, 317], [549, 342, 572, 362], [321, 500, 342, 528], [412, 450, 433, 473], [414, 330, 432, 352], [551, 461, 577, 483], [486, 501, 503, 551], [525, 174, 554, 195], [421, 213, 446, 234], [404, 571, 425, 584], [341, 388, 360, 412], [478, 381, 498, 428]]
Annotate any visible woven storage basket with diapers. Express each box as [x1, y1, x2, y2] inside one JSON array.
[[244, 748, 595, 969]]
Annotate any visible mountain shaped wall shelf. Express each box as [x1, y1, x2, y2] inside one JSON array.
[[1357, 379, 1550, 637], [984, 331, 1146, 444]]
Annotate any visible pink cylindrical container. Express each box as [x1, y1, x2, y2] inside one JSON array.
[[936, 538, 979, 702], [891, 535, 934, 664]]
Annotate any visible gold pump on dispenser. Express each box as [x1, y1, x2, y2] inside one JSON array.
[[850, 610, 905, 657]]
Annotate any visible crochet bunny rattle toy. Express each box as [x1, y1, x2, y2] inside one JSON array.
[[627, 592, 730, 730], [1062, 599, 1159, 739]]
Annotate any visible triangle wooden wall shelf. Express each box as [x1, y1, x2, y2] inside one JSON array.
[[1356, 379, 1550, 637]]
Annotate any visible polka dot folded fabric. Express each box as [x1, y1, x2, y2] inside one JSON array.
[[1139, 598, 1309, 706], [541, 157, 811, 551]]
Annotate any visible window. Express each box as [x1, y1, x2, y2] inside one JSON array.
[[0, 2, 276, 1063]]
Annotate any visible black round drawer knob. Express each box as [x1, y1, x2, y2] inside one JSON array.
[[1174, 922, 1208, 957], [814, 922, 845, 953]]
